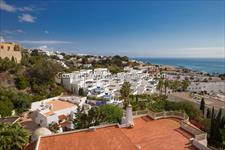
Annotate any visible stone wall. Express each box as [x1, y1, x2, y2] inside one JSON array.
[[0, 42, 22, 63]]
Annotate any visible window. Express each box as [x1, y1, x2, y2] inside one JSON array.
[[8, 46, 10, 51], [14, 45, 20, 51], [0, 46, 3, 49]]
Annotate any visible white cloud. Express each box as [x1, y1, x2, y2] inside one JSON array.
[[183, 47, 224, 51], [0, 0, 44, 13], [1, 30, 14, 35], [0, 36, 5, 42], [16, 29, 24, 33], [38, 45, 49, 51], [18, 6, 33, 12], [18, 14, 36, 23], [135, 47, 225, 58], [44, 30, 49, 34], [0, 0, 16, 12], [1, 29, 25, 36], [177, 47, 225, 58], [19, 40, 71, 44], [18, 6, 45, 12]]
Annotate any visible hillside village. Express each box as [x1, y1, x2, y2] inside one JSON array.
[[1, 42, 225, 150]]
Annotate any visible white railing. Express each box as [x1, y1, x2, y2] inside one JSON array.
[[132, 110, 209, 149], [146, 110, 189, 121], [132, 110, 149, 118], [180, 121, 205, 138], [192, 139, 211, 150]]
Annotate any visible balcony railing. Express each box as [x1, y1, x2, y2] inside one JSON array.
[[132, 109, 209, 149]]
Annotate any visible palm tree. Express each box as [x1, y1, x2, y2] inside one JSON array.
[[157, 79, 164, 94], [120, 81, 131, 107], [164, 80, 170, 95], [181, 79, 190, 91], [0, 123, 30, 150], [172, 80, 180, 92]]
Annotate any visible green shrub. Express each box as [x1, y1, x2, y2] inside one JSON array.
[[15, 76, 29, 90]]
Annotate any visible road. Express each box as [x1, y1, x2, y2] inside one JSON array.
[[168, 92, 225, 115]]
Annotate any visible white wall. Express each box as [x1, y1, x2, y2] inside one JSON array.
[[188, 82, 225, 94], [35, 106, 77, 127], [35, 113, 48, 127], [31, 96, 60, 111], [62, 76, 72, 91]]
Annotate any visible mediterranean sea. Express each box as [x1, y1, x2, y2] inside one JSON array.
[[133, 58, 225, 74]]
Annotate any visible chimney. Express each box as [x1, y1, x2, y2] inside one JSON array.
[[126, 104, 134, 127], [49, 104, 53, 110]]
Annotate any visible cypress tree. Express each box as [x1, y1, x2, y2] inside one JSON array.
[[200, 97, 205, 115], [136, 95, 138, 103], [209, 107, 215, 145], [78, 88, 84, 96], [215, 109, 223, 145], [221, 116, 225, 128], [209, 108, 224, 147], [216, 109, 222, 126], [206, 108, 211, 118]]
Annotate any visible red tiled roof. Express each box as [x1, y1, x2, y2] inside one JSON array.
[[45, 100, 76, 116], [24, 141, 37, 150], [59, 121, 70, 127], [121, 117, 197, 150], [37, 117, 197, 150], [39, 126, 137, 150], [58, 114, 67, 120]]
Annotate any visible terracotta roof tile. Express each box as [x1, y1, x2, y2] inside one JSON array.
[[39, 126, 137, 150], [58, 114, 67, 120], [44, 100, 76, 116], [37, 117, 197, 150]]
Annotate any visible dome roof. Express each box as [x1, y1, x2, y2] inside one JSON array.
[[32, 127, 52, 141]]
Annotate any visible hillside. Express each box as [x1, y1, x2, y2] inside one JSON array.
[[0, 49, 135, 117]]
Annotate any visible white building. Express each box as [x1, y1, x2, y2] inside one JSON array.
[[188, 81, 225, 94], [61, 68, 157, 101], [31, 96, 87, 129]]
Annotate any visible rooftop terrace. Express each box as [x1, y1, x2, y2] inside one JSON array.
[[44, 99, 76, 116], [37, 117, 197, 150]]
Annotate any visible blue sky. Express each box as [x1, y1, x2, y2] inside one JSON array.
[[0, 0, 224, 58]]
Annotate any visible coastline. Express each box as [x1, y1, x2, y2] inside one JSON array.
[[132, 57, 225, 75]]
